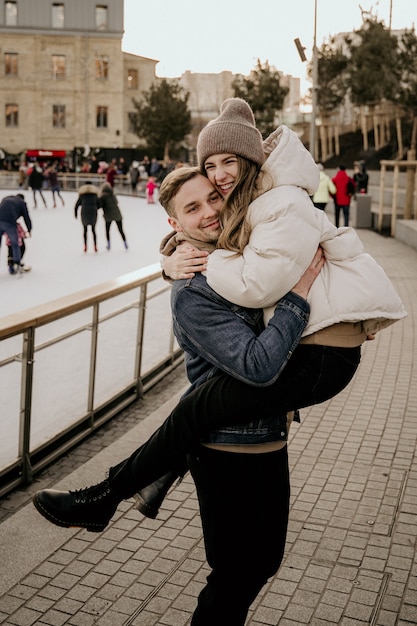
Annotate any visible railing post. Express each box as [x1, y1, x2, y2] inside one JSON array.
[[414, 164, 417, 219], [87, 303, 99, 423], [134, 284, 147, 398], [19, 328, 36, 484], [391, 163, 400, 237], [378, 162, 387, 233]]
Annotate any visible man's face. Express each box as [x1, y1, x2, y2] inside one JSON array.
[[168, 174, 223, 243]]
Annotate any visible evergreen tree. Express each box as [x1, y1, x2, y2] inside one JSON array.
[[397, 28, 417, 151], [132, 79, 192, 160], [346, 18, 400, 107], [232, 59, 289, 138]]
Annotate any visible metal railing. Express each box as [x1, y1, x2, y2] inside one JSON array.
[[0, 171, 147, 195], [0, 263, 183, 498], [377, 159, 417, 235]]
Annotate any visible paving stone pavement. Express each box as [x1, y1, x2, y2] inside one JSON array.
[[0, 228, 416, 626]]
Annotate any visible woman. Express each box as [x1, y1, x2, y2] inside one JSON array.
[[46, 163, 65, 208], [166, 99, 404, 339], [99, 183, 128, 250], [74, 180, 100, 252], [312, 163, 336, 210]]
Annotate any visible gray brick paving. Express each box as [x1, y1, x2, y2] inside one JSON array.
[[0, 228, 416, 625]]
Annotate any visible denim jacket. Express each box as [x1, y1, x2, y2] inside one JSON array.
[[171, 273, 309, 445]]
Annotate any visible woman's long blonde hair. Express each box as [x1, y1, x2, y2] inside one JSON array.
[[215, 157, 267, 254]]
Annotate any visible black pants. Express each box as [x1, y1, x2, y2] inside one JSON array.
[[188, 446, 290, 626], [105, 220, 126, 242], [109, 345, 361, 497], [7, 241, 25, 267], [83, 224, 97, 246], [334, 203, 350, 227]]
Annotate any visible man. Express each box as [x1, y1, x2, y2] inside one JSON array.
[[33, 168, 322, 625], [0, 193, 32, 274]]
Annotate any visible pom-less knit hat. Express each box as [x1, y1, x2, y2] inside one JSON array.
[[197, 98, 265, 167]]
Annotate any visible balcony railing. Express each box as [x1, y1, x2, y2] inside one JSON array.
[[0, 263, 183, 498]]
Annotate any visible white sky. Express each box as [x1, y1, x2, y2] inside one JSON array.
[[122, 0, 415, 95]]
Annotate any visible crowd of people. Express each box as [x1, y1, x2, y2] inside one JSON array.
[[0, 154, 188, 274], [10, 155, 186, 205]]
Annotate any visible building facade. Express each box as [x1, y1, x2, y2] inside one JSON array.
[[0, 0, 158, 164], [0, 0, 303, 167]]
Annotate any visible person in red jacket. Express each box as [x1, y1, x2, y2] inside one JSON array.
[[332, 165, 355, 227]]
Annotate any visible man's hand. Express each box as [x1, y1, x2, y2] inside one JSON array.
[[291, 246, 325, 300], [163, 245, 209, 279]]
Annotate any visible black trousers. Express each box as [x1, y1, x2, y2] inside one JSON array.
[[109, 345, 361, 497], [105, 220, 126, 242], [83, 224, 97, 246], [188, 445, 290, 626], [7, 241, 25, 266]]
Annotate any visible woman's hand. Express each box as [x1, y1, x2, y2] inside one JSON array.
[[291, 246, 325, 300], [163, 245, 209, 279]]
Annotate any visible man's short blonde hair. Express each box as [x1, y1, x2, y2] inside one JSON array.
[[158, 166, 202, 217]]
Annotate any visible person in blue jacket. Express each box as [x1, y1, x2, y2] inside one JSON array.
[[0, 193, 32, 274]]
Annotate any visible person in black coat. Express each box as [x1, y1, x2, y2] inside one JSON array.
[[98, 183, 128, 250], [74, 182, 100, 252], [28, 163, 47, 208]]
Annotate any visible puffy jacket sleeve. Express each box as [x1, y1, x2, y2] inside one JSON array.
[[206, 187, 322, 308]]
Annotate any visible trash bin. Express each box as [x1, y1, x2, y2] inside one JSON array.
[[351, 193, 372, 228]]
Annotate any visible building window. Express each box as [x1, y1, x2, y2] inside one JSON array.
[[5, 103, 18, 127], [5, 52, 18, 76], [52, 3, 64, 28], [95, 5, 107, 30], [128, 111, 138, 133], [5, 1, 17, 26], [53, 105, 66, 128], [52, 55, 66, 80], [96, 106, 108, 128], [95, 55, 109, 80], [127, 69, 138, 90]]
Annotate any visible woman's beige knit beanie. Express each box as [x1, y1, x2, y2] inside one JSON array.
[[197, 98, 264, 167]]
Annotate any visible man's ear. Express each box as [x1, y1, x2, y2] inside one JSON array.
[[168, 216, 182, 232]]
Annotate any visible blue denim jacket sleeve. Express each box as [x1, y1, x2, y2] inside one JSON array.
[[171, 273, 310, 387]]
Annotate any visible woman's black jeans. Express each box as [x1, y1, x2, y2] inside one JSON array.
[[110, 344, 361, 497]]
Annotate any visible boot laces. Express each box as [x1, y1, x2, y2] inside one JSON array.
[[71, 480, 112, 505]]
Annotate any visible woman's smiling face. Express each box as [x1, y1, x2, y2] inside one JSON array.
[[203, 153, 239, 198]]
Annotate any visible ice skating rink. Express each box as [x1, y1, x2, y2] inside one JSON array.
[[0, 188, 170, 318]]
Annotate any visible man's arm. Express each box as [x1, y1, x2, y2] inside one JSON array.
[[173, 286, 308, 387], [173, 247, 324, 386], [22, 203, 32, 233]]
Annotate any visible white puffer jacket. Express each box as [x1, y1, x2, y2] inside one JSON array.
[[206, 125, 406, 337]]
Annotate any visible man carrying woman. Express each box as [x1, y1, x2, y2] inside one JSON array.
[[33, 99, 405, 625]]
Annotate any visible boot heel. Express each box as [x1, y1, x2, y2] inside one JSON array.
[[134, 471, 182, 519]]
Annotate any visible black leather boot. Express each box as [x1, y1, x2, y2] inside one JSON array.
[[134, 471, 181, 519], [32, 479, 122, 532]]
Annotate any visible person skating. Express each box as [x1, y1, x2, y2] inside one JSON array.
[[74, 181, 100, 252], [98, 183, 128, 250], [0, 193, 32, 274]]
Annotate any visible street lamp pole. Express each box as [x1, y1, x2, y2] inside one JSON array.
[[309, 0, 318, 159]]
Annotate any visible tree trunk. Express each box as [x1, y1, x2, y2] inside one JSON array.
[[361, 107, 368, 152], [163, 141, 170, 163]]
